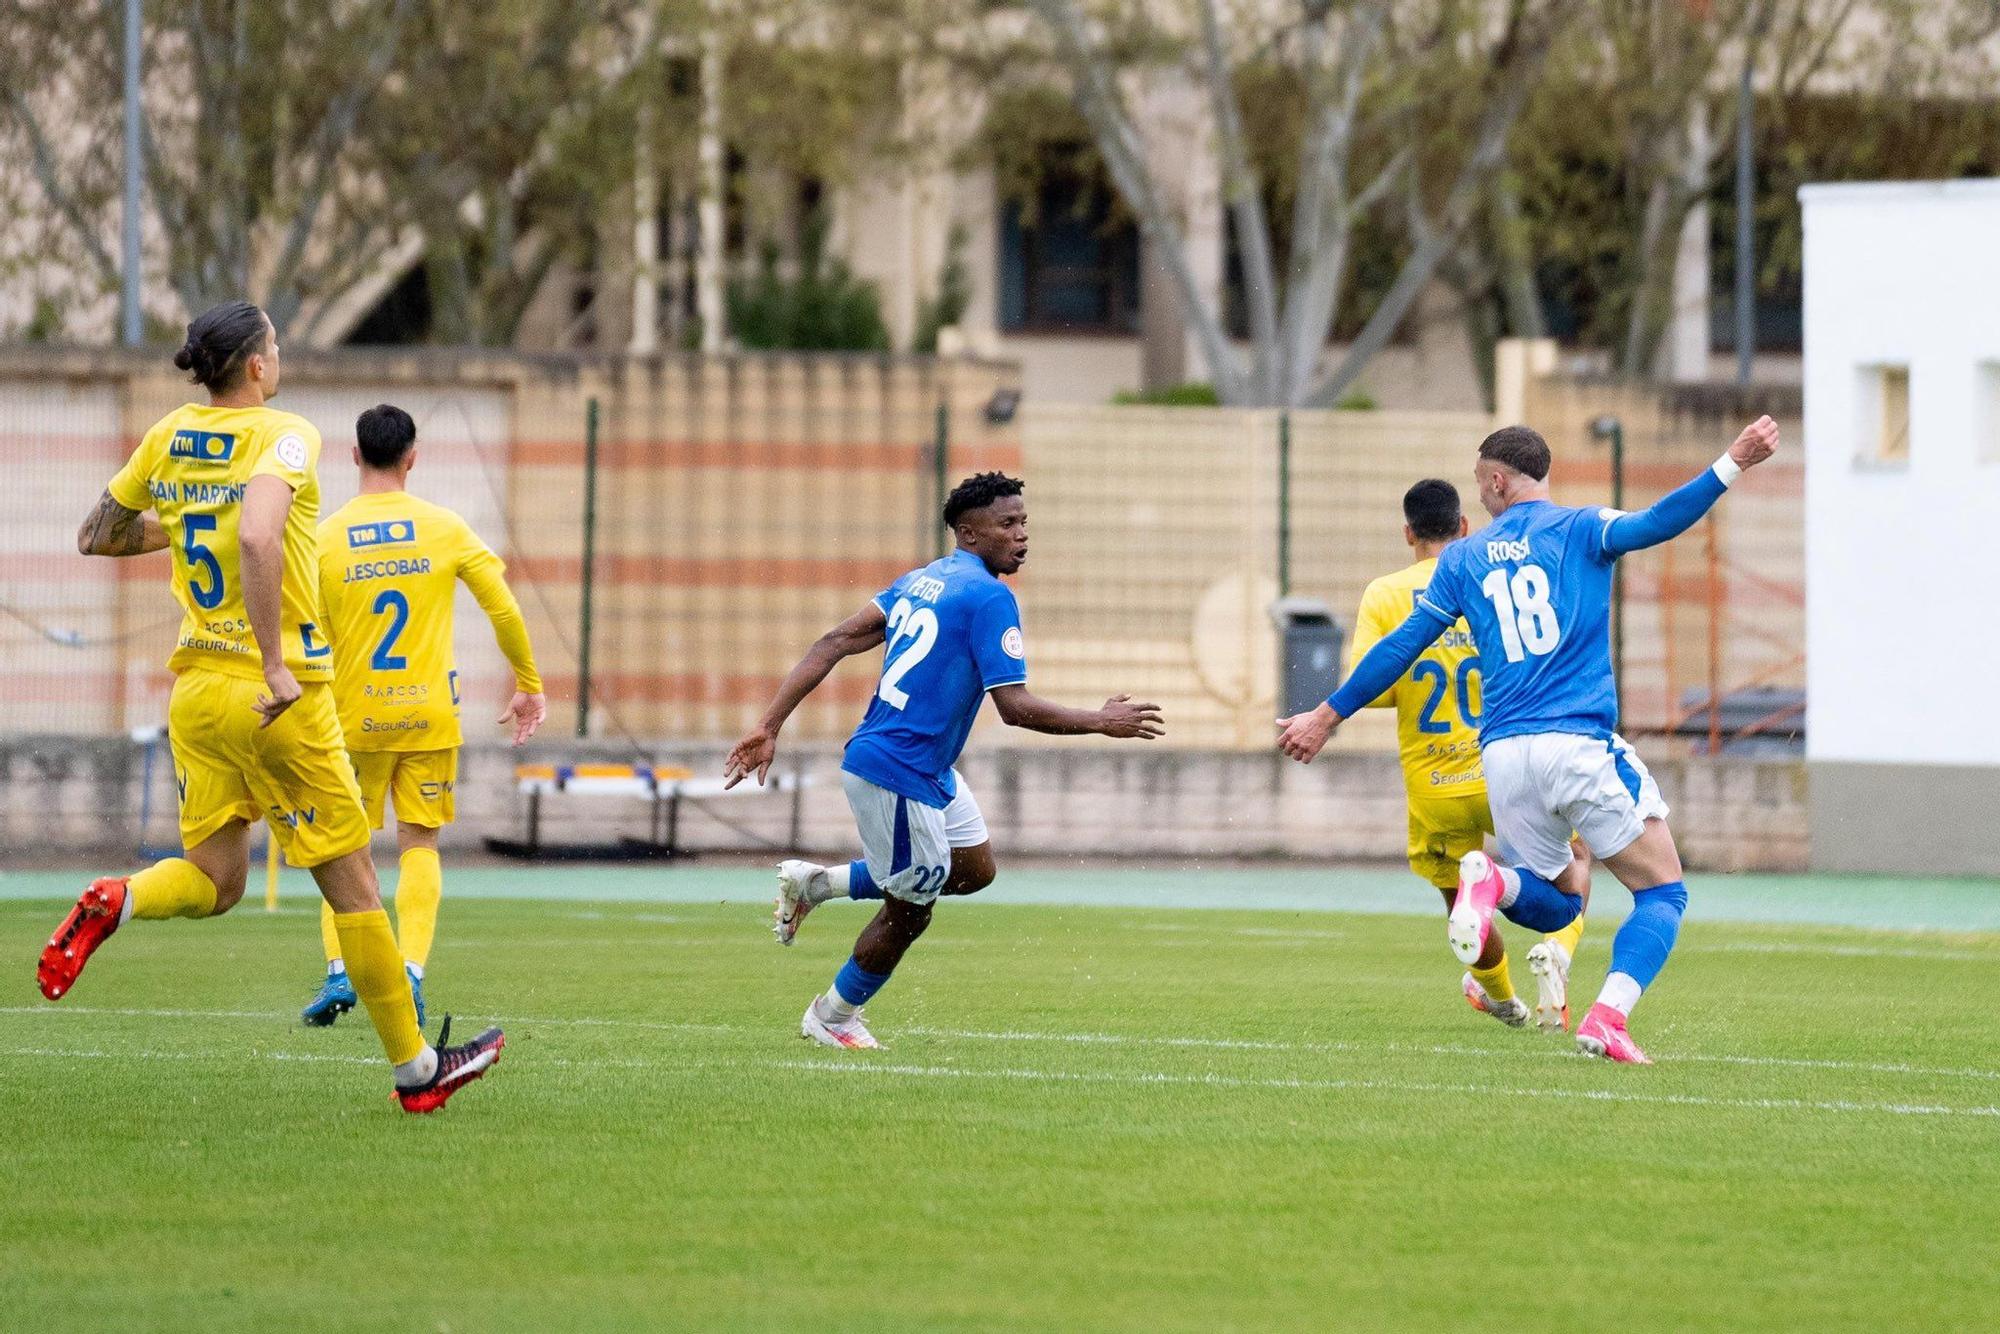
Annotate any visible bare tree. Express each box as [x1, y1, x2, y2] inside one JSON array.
[[1017, 0, 1575, 407]]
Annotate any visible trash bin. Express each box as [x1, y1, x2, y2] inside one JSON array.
[[1269, 596, 1343, 718]]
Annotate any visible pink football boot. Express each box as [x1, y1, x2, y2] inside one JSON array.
[[1575, 1003, 1652, 1064]]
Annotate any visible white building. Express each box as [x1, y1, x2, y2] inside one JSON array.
[[1800, 178, 2000, 873]]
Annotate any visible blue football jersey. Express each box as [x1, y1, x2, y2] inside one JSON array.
[[1419, 500, 1622, 744], [842, 548, 1028, 807]]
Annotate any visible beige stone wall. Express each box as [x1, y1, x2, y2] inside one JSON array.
[[0, 733, 1806, 874]]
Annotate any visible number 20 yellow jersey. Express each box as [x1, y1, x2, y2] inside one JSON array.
[[1347, 556, 1485, 801]]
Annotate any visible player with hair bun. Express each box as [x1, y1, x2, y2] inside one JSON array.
[[41, 301, 503, 1112]]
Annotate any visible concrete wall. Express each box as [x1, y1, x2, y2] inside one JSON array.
[[1800, 180, 2000, 873], [0, 733, 1805, 874]]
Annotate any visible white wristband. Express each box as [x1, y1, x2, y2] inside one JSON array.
[[1711, 453, 1743, 487]]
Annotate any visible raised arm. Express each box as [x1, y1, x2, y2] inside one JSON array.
[[722, 602, 888, 788], [989, 685, 1163, 738], [1600, 415, 1779, 558], [460, 538, 546, 745], [1277, 605, 1451, 763], [241, 475, 299, 727], [77, 490, 167, 557]]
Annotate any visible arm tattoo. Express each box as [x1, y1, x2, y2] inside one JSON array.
[[79, 490, 152, 556]]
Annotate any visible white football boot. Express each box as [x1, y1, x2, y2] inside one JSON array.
[[772, 859, 826, 946], [1526, 940, 1572, 1032], [1461, 972, 1530, 1027], [800, 1000, 880, 1049]]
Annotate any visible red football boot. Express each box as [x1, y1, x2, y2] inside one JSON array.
[[38, 877, 130, 1001], [394, 1017, 506, 1114]]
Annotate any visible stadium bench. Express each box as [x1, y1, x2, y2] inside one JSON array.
[[484, 761, 808, 860]]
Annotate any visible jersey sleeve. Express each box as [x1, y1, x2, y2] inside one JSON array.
[[1345, 582, 1398, 711], [1414, 542, 1466, 620], [1328, 605, 1451, 719], [457, 519, 542, 694], [249, 418, 322, 490], [105, 428, 161, 510], [1595, 464, 1731, 560], [971, 586, 1028, 691]]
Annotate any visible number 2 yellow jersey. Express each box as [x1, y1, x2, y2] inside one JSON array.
[[317, 491, 541, 752], [107, 402, 333, 683], [1348, 556, 1485, 801]]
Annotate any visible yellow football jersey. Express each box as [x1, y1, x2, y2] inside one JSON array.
[[318, 491, 541, 752], [108, 402, 332, 683], [1348, 556, 1485, 800]]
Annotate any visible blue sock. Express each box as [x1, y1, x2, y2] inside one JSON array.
[[1500, 867, 1582, 933], [832, 955, 891, 1007], [847, 860, 883, 900], [1608, 881, 1688, 991]]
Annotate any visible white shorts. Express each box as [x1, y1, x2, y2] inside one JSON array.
[[841, 768, 990, 905], [1481, 732, 1669, 879]]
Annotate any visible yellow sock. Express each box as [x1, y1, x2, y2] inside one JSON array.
[[394, 848, 442, 970], [1545, 914, 1586, 961], [127, 858, 218, 920], [332, 908, 425, 1066], [1470, 954, 1516, 1003], [319, 899, 342, 965]]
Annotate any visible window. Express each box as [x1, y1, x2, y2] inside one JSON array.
[[998, 154, 1140, 335], [1854, 364, 1910, 468]]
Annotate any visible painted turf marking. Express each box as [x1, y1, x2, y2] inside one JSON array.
[[769, 1059, 2000, 1121], [1706, 941, 2000, 962], [5, 1038, 1997, 1121], [8, 1003, 2000, 1085]]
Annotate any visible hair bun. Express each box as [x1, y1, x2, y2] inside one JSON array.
[[174, 336, 215, 382]]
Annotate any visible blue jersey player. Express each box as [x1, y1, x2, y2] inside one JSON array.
[[724, 473, 1165, 1049], [1279, 417, 1780, 1063]]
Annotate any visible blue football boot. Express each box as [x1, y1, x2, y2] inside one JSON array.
[[301, 970, 357, 1027], [407, 963, 426, 1028]]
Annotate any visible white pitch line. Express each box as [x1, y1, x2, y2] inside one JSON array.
[[769, 1059, 2000, 1121], [7, 1004, 2000, 1084], [1706, 941, 2000, 962], [8, 1040, 1997, 1121]]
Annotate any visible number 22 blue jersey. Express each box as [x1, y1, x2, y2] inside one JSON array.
[[842, 548, 1028, 808], [1418, 500, 1623, 744]]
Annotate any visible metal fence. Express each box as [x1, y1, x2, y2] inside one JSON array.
[[0, 345, 1802, 756]]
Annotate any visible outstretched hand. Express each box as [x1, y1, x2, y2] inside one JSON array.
[[1728, 415, 1780, 470], [723, 727, 778, 789], [1098, 695, 1164, 740], [498, 691, 547, 746], [1276, 703, 1341, 763]]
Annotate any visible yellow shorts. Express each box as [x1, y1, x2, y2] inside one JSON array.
[[168, 670, 371, 869], [350, 748, 458, 830], [1407, 792, 1495, 891]]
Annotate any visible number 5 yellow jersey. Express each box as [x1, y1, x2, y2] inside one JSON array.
[[107, 402, 333, 683], [317, 492, 541, 753], [1348, 557, 1485, 801]]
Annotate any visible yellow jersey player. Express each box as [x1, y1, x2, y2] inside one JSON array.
[[1344, 479, 1587, 1031], [40, 301, 502, 1112], [301, 404, 546, 1029]]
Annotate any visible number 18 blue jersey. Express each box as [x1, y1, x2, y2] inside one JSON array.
[[1418, 500, 1622, 744], [842, 548, 1028, 808]]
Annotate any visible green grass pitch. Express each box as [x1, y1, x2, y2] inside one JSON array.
[[3, 865, 1998, 1330]]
